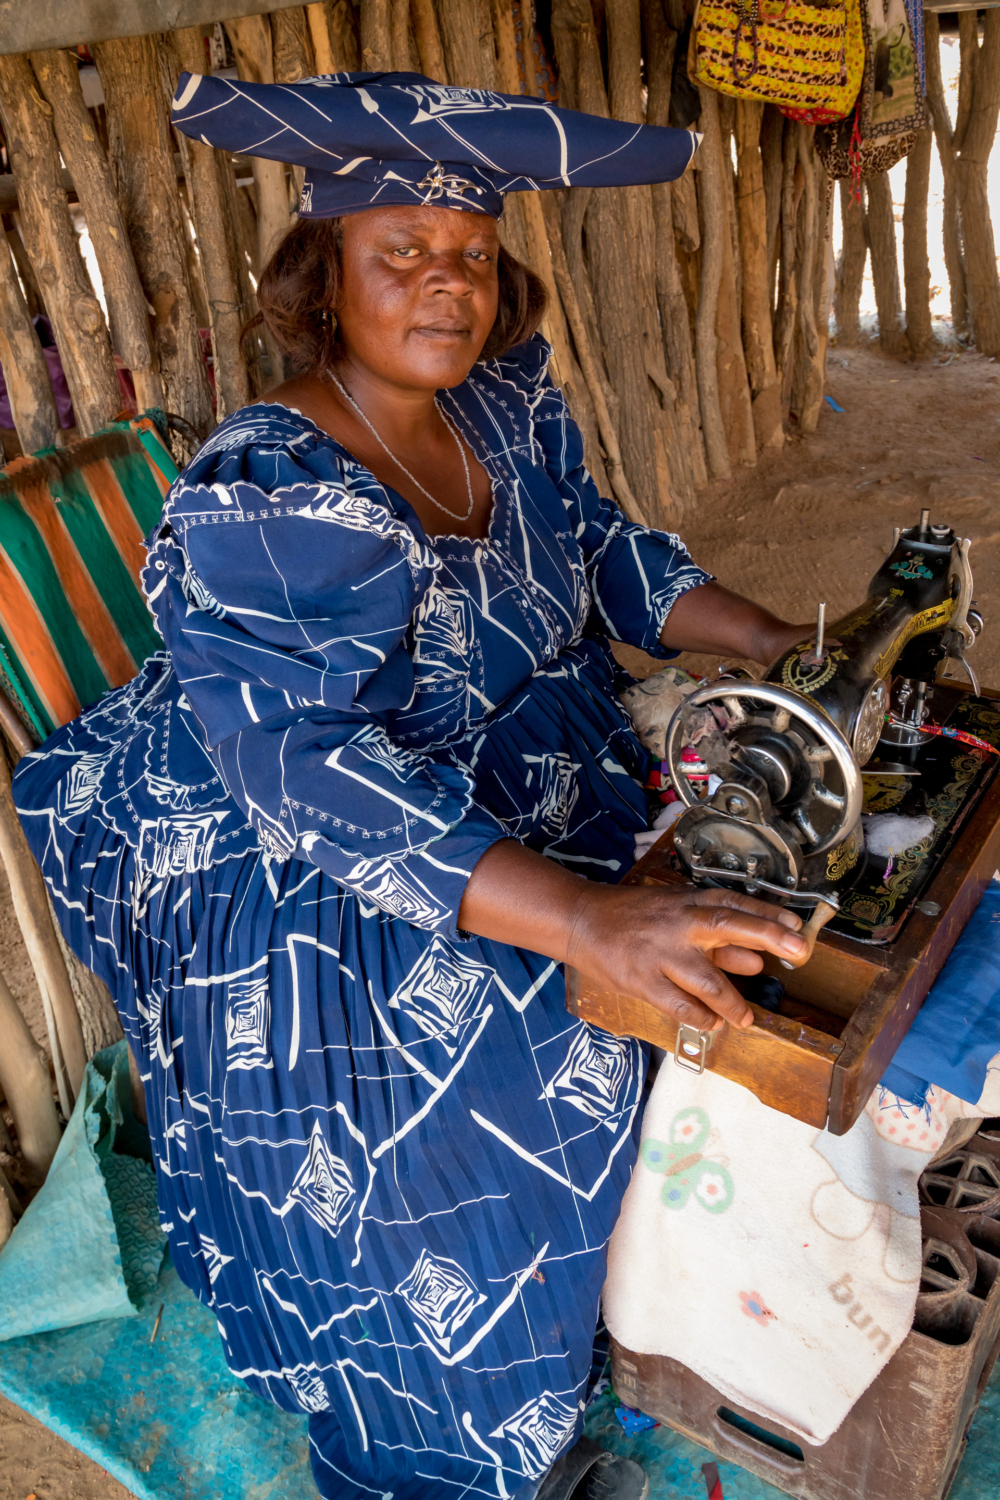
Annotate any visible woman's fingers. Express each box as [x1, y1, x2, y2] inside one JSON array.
[[712, 944, 765, 975], [658, 948, 754, 1028], [688, 902, 808, 964], [689, 887, 803, 931], [645, 978, 727, 1032]]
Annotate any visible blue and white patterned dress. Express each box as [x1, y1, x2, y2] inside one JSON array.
[[14, 336, 709, 1499]]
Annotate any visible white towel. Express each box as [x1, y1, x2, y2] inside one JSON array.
[[603, 1060, 999, 1446]]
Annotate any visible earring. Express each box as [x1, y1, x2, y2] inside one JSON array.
[[321, 309, 338, 335]]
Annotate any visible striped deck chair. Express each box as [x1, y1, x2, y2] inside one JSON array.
[[0, 414, 178, 1120], [0, 414, 177, 744]]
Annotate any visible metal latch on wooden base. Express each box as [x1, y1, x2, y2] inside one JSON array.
[[674, 1024, 718, 1074]]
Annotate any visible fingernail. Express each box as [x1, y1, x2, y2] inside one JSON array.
[[782, 933, 807, 955], [778, 910, 802, 930], [739, 1010, 754, 1029]]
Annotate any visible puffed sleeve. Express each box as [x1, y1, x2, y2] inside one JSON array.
[[496, 336, 713, 659], [142, 410, 506, 937]]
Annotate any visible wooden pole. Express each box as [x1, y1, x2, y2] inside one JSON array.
[[952, 10, 1000, 356], [169, 26, 260, 418], [540, 193, 637, 512], [694, 86, 732, 480], [903, 127, 935, 359], [359, 0, 392, 71], [327, 0, 361, 68], [925, 12, 968, 339], [30, 47, 164, 416], [92, 34, 214, 436], [865, 170, 907, 357], [411, 0, 447, 78], [790, 127, 824, 432], [643, 0, 706, 489], [0, 967, 61, 1179], [735, 99, 782, 450], [306, 2, 335, 71], [2, 213, 43, 319], [225, 15, 294, 267], [552, 0, 678, 519], [834, 177, 866, 345], [391, 0, 416, 69], [0, 746, 85, 1113], [606, 0, 693, 507], [774, 119, 803, 392], [761, 105, 784, 321], [435, 0, 496, 88], [271, 7, 317, 201], [0, 228, 60, 455], [714, 127, 756, 467], [0, 53, 121, 438]]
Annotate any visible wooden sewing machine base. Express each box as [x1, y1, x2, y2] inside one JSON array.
[[566, 684, 1000, 1134]]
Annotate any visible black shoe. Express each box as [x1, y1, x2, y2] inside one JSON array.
[[536, 1436, 649, 1500]]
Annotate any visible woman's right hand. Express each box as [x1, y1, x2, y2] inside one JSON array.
[[564, 882, 806, 1032], [458, 839, 807, 1032]]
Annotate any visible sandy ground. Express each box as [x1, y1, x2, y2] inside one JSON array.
[[0, 340, 998, 1497]]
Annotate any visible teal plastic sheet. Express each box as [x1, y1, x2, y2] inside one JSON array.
[[0, 1258, 314, 1500], [0, 1041, 165, 1341]]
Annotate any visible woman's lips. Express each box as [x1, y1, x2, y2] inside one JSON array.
[[412, 325, 472, 340]]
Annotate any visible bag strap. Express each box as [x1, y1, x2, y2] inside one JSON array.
[[732, 0, 761, 84]]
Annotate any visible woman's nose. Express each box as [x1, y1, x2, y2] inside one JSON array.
[[423, 251, 475, 294]]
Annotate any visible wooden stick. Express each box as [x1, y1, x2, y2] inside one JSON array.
[[410, 0, 447, 78], [2, 213, 44, 319], [834, 177, 866, 346], [903, 127, 935, 359], [0, 53, 121, 438], [92, 35, 214, 436], [306, 2, 335, 71], [0, 745, 85, 1112], [270, 8, 317, 202], [0, 686, 36, 763], [0, 967, 61, 1179], [390, 0, 416, 69], [866, 170, 907, 358], [694, 86, 731, 480], [774, 119, 802, 391], [0, 228, 60, 456], [436, 0, 495, 87], [359, 0, 392, 71], [789, 128, 824, 433], [327, 0, 361, 69], [169, 28, 260, 418], [643, 0, 706, 490], [30, 47, 163, 416], [735, 99, 782, 451], [224, 15, 293, 267], [0, 1172, 14, 1249], [925, 12, 968, 338]]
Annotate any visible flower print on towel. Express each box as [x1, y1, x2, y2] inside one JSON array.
[[641, 1106, 735, 1214], [739, 1290, 776, 1325]]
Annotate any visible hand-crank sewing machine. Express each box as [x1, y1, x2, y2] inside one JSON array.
[[567, 512, 1000, 1134]]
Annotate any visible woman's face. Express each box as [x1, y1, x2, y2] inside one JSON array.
[[334, 205, 501, 391]]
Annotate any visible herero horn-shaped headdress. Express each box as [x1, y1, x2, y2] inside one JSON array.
[[170, 70, 701, 220]]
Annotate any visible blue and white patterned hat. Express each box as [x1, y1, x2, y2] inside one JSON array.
[[170, 70, 700, 219]]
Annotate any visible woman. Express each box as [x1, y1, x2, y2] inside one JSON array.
[[14, 73, 809, 1499]]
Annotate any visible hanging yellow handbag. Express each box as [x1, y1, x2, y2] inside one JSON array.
[[689, 0, 864, 120]]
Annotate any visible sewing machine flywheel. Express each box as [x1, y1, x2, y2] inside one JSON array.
[[664, 681, 864, 902]]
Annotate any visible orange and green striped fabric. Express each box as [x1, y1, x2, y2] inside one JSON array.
[[0, 415, 178, 742]]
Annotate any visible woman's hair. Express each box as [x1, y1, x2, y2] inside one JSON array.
[[243, 215, 548, 373]]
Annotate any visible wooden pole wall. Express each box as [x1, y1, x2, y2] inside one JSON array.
[[0, 3, 993, 496]]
